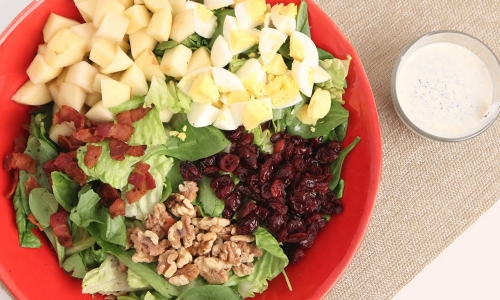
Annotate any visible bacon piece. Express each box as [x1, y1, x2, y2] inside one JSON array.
[[109, 198, 126, 218], [72, 127, 105, 143], [14, 135, 28, 153], [126, 145, 147, 157], [84, 144, 102, 168], [53, 105, 85, 130], [54, 153, 87, 186], [116, 107, 152, 125], [58, 135, 85, 152], [125, 162, 156, 204], [27, 213, 44, 231], [109, 139, 129, 161], [97, 183, 121, 206], [6, 170, 20, 199], [50, 210, 72, 247], [24, 176, 40, 195], [95, 123, 134, 142], [3, 153, 37, 174]]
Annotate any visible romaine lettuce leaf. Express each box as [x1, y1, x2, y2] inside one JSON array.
[[145, 77, 191, 114], [317, 56, 352, 104], [51, 171, 79, 211], [129, 107, 166, 147]]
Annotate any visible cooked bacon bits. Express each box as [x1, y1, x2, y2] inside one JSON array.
[[24, 176, 40, 195], [53, 105, 85, 130], [109, 139, 147, 161], [54, 152, 87, 186], [96, 182, 121, 206], [27, 213, 44, 231], [126, 145, 147, 157], [72, 127, 105, 143], [3, 153, 37, 174], [58, 135, 85, 152], [50, 210, 72, 247], [109, 198, 126, 218], [95, 123, 134, 142], [6, 170, 20, 199], [13, 135, 28, 153], [84, 144, 102, 168], [126, 162, 156, 204], [116, 107, 152, 125]]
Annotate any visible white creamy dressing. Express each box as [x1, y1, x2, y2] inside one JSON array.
[[396, 41, 493, 138]]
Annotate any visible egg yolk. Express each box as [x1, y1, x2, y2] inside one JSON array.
[[230, 29, 260, 53], [242, 98, 273, 130], [297, 104, 317, 125], [196, 4, 215, 22], [263, 54, 288, 75], [188, 74, 220, 104], [290, 35, 306, 61], [226, 90, 251, 105], [246, 0, 267, 23], [265, 75, 300, 108], [307, 88, 331, 119]]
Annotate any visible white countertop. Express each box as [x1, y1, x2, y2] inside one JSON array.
[[1, 1, 499, 300]]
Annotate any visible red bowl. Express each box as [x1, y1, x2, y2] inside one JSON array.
[[0, 0, 382, 299]]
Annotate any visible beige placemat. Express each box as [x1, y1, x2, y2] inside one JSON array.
[[319, 0, 500, 299]]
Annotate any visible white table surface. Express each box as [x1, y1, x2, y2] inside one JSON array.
[[1, 1, 499, 300]]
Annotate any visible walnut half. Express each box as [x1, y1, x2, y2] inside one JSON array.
[[194, 256, 230, 284], [168, 216, 196, 249]]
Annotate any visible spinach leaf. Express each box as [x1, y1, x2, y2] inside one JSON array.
[[272, 95, 305, 133], [296, 1, 311, 37], [209, 8, 235, 48], [67, 226, 96, 256], [195, 176, 225, 217], [62, 253, 88, 279], [45, 227, 66, 265], [329, 137, 360, 190], [166, 159, 184, 193], [153, 40, 179, 57], [51, 171, 79, 211], [334, 120, 348, 142], [30, 106, 57, 153], [318, 48, 335, 60], [286, 100, 349, 138], [177, 285, 242, 300], [28, 188, 58, 228], [70, 186, 107, 227], [164, 121, 231, 161], [333, 178, 345, 199], [181, 33, 210, 51], [229, 58, 247, 73]]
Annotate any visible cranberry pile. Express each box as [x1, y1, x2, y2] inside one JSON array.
[[179, 126, 344, 263]]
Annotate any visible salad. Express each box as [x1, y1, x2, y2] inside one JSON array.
[[2, 0, 358, 299]]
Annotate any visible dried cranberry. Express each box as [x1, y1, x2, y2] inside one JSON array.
[[273, 139, 286, 153], [286, 216, 306, 233], [261, 183, 272, 200], [219, 153, 240, 173], [270, 179, 285, 198], [270, 131, 284, 143], [261, 120, 271, 131], [271, 152, 282, 164], [267, 212, 287, 233], [201, 166, 220, 177], [259, 159, 274, 183], [179, 161, 202, 182], [239, 202, 258, 219], [327, 141, 342, 152], [315, 147, 339, 164], [210, 175, 234, 199], [285, 232, 309, 243], [225, 191, 242, 212], [226, 126, 245, 142], [239, 133, 254, 145], [274, 162, 293, 180], [236, 215, 259, 235], [284, 245, 306, 263]]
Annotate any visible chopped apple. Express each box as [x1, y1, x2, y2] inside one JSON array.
[[43, 13, 80, 43], [101, 45, 134, 74], [26, 54, 63, 84], [123, 5, 151, 34], [89, 39, 117, 68], [37, 44, 48, 56], [46, 68, 68, 102], [144, 0, 172, 12], [135, 49, 166, 81], [168, 0, 186, 15], [101, 77, 132, 108], [45, 29, 87, 68], [65, 61, 98, 93], [49, 122, 76, 143], [118, 35, 131, 53], [12, 80, 52, 106], [118, 0, 134, 8], [186, 47, 212, 73], [129, 28, 157, 59], [55, 82, 87, 111], [147, 9, 172, 42], [86, 101, 115, 122], [134, 0, 145, 4], [85, 92, 102, 107], [95, 12, 130, 43], [75, 0, 98, 22], [92, 74, 109, 93], [170, 9, 194, 42], [160, 44, 192, 78], [93, 0, 125, 28], [70, 22, 98, 52], [120, 64, 149, 96]]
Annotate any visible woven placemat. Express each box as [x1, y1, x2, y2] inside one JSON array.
[[319, 0, 500, 299]]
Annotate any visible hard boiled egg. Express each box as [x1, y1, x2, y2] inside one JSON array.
[[211, 36, 233, 68], [235, 58, 267, 98], [270, 3, 297, 36], [234, 0, 267, 29], [230, 101, 247, 126], [212, 67, 245, 92], [160, 107, 174, 122], [188, 73, 220, 104], [212, 105, 238, 130], [290, 31, 319, 67], [187, 102, 221, 127], [265, 75, 301, 109], [185, 1, 217, 38], [222, 15, 260, 55], [242, 97, 273, 130], [204, 0, 235, 10], [314, 66, 331, 83], [177, 66, 212, 95], [291, 59, 314, 97], [259, 28, 287, 65]]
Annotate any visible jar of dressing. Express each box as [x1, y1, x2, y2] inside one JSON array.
[[391, 31, 500, 142]]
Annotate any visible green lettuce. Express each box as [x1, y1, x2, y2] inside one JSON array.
[[248, 127, 273, 154], [317, 56, 352, 104], [144, 77, 191, 114], [51, 171, 79, 211], [129, 107, 166, 147]]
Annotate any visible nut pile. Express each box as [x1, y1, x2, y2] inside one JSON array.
[[127, 181, 262, 286]]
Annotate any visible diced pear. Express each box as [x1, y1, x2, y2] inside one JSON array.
[[101, 77, 132, 108], [46, 68, 68, 102], [12, 80, 52, 105], [55, 82, 87, 111], [135, 49, 166, 81], [89, 39, 117, 68], [160, 44, 192, 78], [95, 12, 130, 43], [168, 0, 186, 15], [85, 92, 102, 107], [43, 13, 80, 43], [147, 9, 172, 42], [123, 5, 151, 34], [160, 108, 174, 122], [109, 71, 124, 81], [144, 0, 172, 13], [45, 29, 87, 68], [186, 47, 212, 73], [92, 73, 110, 93], [93, 0, 125, 28], [75, 0, 98, 22], [37, 44, 48, 56], [118, 0, 134, 8], [134, 0, 145, 4], [49, 122, 76, 143], [86, 101, 115, 122], [65, 61, 98, 93], [129, 28, 157, 59], [100, 45, 134, 74], [118, 35, 131, 53], [26, 54, 63, 84], [70, 22, 98, 53], [169, 9, 195, 42], [120, 64, 148, 96]]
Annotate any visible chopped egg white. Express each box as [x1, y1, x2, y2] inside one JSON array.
[[242, 97, 273, 130], [212, 67, 245, 92], [235, 58, 267, 98], [210, 36, 233, 68], [204, 0, 235, 10], [186, 1, 217, 38], [187, 102, 221, 127], [290, 31, 319, 67], [270, 3, 297, 36], [234, 0, 267, 29], [177, 66, 212, 95], [291, 59, 314, 97], [212, 105, 238, 130], [259, 28, 288, 65], [314, 66, 331, 83]]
